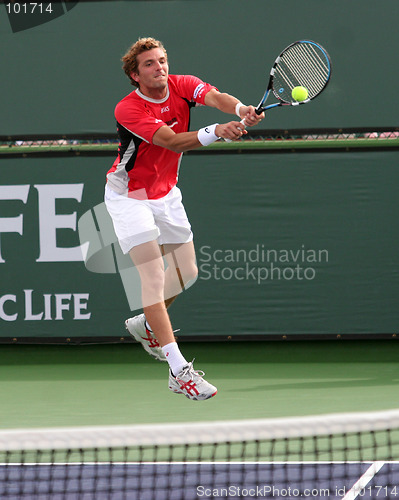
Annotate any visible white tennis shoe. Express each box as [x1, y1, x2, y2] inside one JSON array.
[[125, 314, 167, 362], [168, 361, 217, 401]]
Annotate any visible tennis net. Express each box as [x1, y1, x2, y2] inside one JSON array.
[[1, 409, 399, 499]]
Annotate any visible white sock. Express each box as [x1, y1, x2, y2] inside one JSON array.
[[145, 320, 152, 332], [162, 342, 188, 376]]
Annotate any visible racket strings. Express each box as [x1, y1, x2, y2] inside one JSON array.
[[277, 60, 322, 99], [282, 50, 325, 93], [277, 53, 325, 98], [284, 44, 329, 91], [301, 43, 330, 77], [286, 44, 329, 79], [272, 42, 330, 103]]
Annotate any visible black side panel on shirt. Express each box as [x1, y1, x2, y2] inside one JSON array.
[[181, 98, 196, 132], [117, 122, 143, 173]]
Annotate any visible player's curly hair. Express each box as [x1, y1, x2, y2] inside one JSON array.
[[122, 37, 167, 87]]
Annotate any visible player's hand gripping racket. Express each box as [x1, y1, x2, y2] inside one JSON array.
[[226, 40, 332, 141]]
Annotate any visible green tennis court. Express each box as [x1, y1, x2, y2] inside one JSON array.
[[1, 340, 398, 429]]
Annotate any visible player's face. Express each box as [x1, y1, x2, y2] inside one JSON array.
[[133, 48, 169, 96]]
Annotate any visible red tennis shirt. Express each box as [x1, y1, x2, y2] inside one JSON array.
[[107, 75, 217, 200]]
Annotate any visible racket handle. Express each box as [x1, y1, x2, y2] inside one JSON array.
[[224, 118, 246, 143]]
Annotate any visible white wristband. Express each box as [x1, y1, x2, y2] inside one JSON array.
[[197, 123, 220, 146], [235, 102, 245, 118]]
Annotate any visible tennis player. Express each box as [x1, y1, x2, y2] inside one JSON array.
[[105, 37, 264, 401]]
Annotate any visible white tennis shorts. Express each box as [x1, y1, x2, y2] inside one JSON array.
[[104, 185, 193, 254]]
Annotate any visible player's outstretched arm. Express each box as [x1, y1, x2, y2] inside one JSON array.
[[204, 89, 265, 126], [153, 122, 247, 153]]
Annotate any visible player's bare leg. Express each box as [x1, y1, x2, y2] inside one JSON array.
[[128, 239, 188, 375], [127, 239, 189, 375], [126, 239, 217, 399], [128, 240, 175, 347], [125, 240, 195, 359]]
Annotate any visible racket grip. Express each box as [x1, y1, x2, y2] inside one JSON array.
[[224, 118, 246, 143]]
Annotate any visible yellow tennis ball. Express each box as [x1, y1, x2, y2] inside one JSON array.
[[292, 86, 309, 102]]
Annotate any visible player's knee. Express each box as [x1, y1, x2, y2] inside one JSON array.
[[181, 262, 198, 284], [190, 262, 198, 281]]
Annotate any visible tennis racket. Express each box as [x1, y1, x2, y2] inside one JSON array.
[[226, 40, 332, 140], [252, 39, 331, 113]]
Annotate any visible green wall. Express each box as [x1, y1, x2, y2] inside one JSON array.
[[1, 150, 398, 340], [1, 0, 398, 135], [1, 0, 398, 340]]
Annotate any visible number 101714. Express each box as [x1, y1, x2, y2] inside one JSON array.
[[6, 3, 54, 14]]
